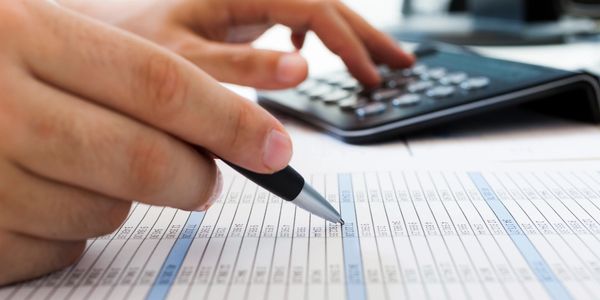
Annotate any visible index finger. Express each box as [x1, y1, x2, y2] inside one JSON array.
[[334, 1, 415, 68], [222, 0, 381, 86], [221, 0, 413, 85]]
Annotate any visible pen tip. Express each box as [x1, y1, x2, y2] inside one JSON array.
[[339, 219, 345, 225]]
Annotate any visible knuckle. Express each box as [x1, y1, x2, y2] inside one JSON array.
[[127, 134, 174, 198], [30, 106, 71, 142], [139, 54, 188, 123], [169, 37, 204, 60], [27, 104, 85, 168], [309, 0, 335, 13], [221, 48, 256, 74]]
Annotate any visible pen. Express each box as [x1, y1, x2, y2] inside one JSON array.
[[224, 161, 344, 225]]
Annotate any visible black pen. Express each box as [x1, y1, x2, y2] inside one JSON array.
[[224, 161, 344, 225]]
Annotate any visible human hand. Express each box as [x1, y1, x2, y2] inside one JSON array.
[[0, 0, 291, 285], [61, 0, 415, 89]]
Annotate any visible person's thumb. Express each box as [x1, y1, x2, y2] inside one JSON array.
[[183, 41, 308, 89]]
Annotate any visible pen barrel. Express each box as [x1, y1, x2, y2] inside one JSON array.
[[225, 163, 304, 201]]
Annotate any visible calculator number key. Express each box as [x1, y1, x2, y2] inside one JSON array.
[[338, 96, 369, 111], [460, 77, 491, 90], [439, 72, 468, 85], [320, 89, 350, 104], [355, 102, 387, 118], [392, 94, 422, 107], [305, 84, 333, 99], [426, 86, 455, 99], [372, 88, 402, 102], [407, 80, 435, 93]]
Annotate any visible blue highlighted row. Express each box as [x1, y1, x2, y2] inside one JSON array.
[[146, 211, 205, 300], [468, 172, 571, 300], [339, 174, 368, 300]]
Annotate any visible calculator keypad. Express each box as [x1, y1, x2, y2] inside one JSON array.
[[294, 64, 491, 119], [258, 50, 575, 142]]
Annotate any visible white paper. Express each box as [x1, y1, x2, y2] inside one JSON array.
[[406, 109, 600, 161], [4, 163, 600, 300]]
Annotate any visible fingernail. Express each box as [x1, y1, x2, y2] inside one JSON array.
[[364, 65, 382, 88], [407, 52, 417, 64], [276, 53, 306, 84], [196, 167, 223, 211], [263, 129, 292, 171]]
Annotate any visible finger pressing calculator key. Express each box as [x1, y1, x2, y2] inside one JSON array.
[[258, 47, 600, 143]]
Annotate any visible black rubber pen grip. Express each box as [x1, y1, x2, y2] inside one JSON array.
[[224, 162, 304, 201]]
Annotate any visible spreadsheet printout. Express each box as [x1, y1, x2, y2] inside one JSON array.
[[4, 167, 600, 300]]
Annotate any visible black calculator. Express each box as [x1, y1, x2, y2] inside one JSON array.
[[258, 47, 600, 144]]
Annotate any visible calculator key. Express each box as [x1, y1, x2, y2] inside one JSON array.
[[392, 94, 422, 107], [422, 67, 447, 80], [372, 88, 402, 101], [324, 72, 351, 85], [296, 79, 319, 94], [338, 96, 368, 111], [400, 69, 413, 77], [321, 89, 350, 104], [385, 76, 413, 89], [411, 64, 428, 76], [306, 84, 333, 99], [460, 77, 490, 90], [407, 80, 434, 93], [400, 64, 427, 77], [355, 102, 387, 118], [377, 65, 393, 77], [339, 78, 360, 90], [426, 86, 455, 98], [439, 72, 468, 85]]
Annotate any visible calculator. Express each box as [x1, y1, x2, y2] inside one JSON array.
[[258, 47, 600, 143]]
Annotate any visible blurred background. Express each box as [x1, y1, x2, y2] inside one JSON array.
[[347, 0, 600, 45], [257, 0, 600, 78]]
